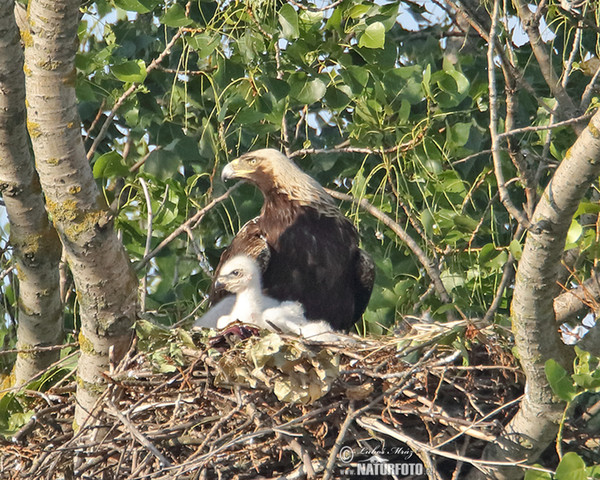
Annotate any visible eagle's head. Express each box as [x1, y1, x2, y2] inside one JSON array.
[[214, 255, 261, 294], [221, 148, 334, 208]]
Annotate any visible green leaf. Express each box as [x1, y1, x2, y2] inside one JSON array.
[[160, 3, 192, 27], [278, 4, 299, 39], [114, 0, 158, 13], [112, 60, 147, 83], [586, 465, 600, 478], [572, 372, 600, 390], [566, 219, 583, 248], [144, 148, 183, 180], [93, 151, 129, 179], [288, 73, 327, 105], [509, 240, 522, 260], [358, 22, 385, 49], [524, 467, 551, 480], [545, 359, 577, 402], [187, 34, 220, 58], [325, 85, 352, 109], [555, 452, 586, 480], [347, 4, 370, 18]]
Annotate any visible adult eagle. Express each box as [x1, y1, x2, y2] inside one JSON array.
[[209, 148, 374, 332]]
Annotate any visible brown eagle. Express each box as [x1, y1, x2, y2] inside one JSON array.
[[209, 148, 375, 332]]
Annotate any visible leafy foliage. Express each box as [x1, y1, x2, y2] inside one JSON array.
[[71, 0, 561, 334]]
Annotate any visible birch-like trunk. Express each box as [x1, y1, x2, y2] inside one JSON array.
[[23, 0, 138, 428], [0, 1, 62, 385], [477, 110, 600, 479]]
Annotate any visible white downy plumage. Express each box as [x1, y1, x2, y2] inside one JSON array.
[[195, 255, 345, 341]]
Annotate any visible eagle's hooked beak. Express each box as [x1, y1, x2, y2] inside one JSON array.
[[221, 162, 237, 182]]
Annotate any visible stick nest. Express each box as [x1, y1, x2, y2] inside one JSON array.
[[1, 319, 524, 479]]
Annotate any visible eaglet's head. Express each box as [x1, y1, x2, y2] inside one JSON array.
[[221, 148, 331, 204], [214, 255, 261, 294]]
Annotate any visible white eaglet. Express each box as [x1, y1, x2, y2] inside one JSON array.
[[195, 255, 344, 342]]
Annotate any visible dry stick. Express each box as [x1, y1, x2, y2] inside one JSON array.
[[107, 400, 172, 468], [355, 416, 555, 476], [86, 30, 183, 160], [325, 188, 452, 306], [0, 341, 78, 356], [487, 0, 535, 234], [322, 402, 355, 480], [135, 183, 241, 271], [289, 141, 414, 159]]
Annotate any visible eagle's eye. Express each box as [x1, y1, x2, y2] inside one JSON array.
[[248, 157, 257, 165]]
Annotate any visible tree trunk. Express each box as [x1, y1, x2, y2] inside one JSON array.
[[477, 110, 600, 479], [23, 0, 138, 428], [0, 0, 63, 385]]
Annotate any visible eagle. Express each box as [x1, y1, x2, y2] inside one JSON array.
[[209, 148, 375, 332]]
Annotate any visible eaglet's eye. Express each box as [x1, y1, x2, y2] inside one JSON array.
[[231, 269, 241, 276]]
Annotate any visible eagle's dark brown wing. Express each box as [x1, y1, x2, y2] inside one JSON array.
[[353, 249, 375, 323], [208, 218, 271, 303]]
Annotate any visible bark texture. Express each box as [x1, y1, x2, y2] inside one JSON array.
[[478, 110, 600, 478], [0, 0, 62, 385], [23, 0, 138, 428]]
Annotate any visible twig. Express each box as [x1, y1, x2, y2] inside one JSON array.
[[356, 416, 554, 474], [135, 183, 241, 271], [514, 0, 580, 124], [0, 341, 78, 356], [107, 400, 172, 468], [289, 141, 415, 159], [487, 0, 535, 233], [325, 188, 452, 306], [287, 0, 344, 12], [496, 111, 594, 141], [322, 402, 355, 480]]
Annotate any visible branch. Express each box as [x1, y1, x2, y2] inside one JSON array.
[[289, 139, 418, 159], [107, 400, 172, 468], [324, 189, 452, 306], [554, 274, 600, 324], [496, 112, 594, 141], [514, 0, 581, 129], [487, 0, 535, 233]]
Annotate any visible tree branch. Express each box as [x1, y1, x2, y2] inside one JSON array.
[[0, 0, 63, 385], [487, 0, 535, 233], [514, 0, 582, 131]]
